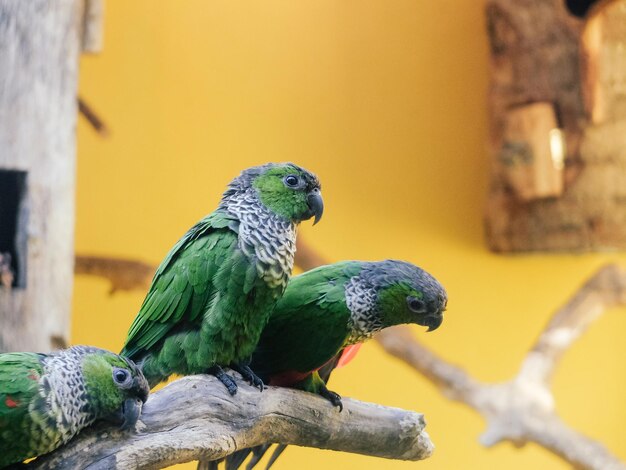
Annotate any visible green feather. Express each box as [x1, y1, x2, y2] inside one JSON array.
[[120, 163, 323, 388], [251, 262, 361, 378], [0, 347, 149, 467]]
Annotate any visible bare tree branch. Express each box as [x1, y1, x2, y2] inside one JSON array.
[[522, 264, 626, 385], [29, 375, 433, 470], [74, 255, 154, 294], [78, 97, 110, 137], [376, 264, 626, 470]]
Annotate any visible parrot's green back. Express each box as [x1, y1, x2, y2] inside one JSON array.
[[122, 211, 280, 383], [0, 352, 46, 466], [252, 260, 447, 389], [0, 346, 149, 467], [251, 261, 362, 384], [120, 163, 324, 388]]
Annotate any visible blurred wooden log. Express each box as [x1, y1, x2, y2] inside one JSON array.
[[0, 0, 83, 352], [500, 103, 564, 201], [484, 0, 626, 252], [81, 0, 104, 53], [581, 0, 626, 124]]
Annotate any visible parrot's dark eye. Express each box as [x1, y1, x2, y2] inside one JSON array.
[[113, 368, 131, 386], [407, 296, 427, 313], [283, 175, 300, 188]]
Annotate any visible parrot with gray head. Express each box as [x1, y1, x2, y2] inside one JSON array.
[[224, 259, 447, 469]]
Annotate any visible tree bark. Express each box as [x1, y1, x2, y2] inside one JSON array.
[[0, 0, 83, 351], [484, 0, 626, 252], [29, 375, 434, 470]]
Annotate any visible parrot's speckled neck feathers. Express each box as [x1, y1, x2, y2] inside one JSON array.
[[217, 164, 317, 292], [40, 347, 101, 437], [220, 188, 296, 292], [344, 276, 383, 344]]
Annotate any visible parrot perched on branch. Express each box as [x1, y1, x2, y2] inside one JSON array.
[[224, 259, 447, 470], [121, 163, 323, 394], [0, 346, 149, 468]]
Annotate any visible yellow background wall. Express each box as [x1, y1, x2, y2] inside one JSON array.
[[73, 1, 626, 469]]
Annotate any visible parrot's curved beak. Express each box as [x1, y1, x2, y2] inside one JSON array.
[[120, 397, 143, 430], [306, 188, 324, 225], [421, 313, 443, 332]]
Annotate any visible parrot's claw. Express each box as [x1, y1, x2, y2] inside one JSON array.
[[319, 385, 343, 411], [207, 365, 238, 396], [232, 363, 266, 391]]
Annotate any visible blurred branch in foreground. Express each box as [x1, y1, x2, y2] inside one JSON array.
[[73, 244, 626, 470], [28, 374, 433, 469]]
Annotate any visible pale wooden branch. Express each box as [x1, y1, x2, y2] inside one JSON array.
[[521, 263, 626, 385], [29, 375, 433, 470], [81, 0, 104, 53], [376, 264, 626, 470]]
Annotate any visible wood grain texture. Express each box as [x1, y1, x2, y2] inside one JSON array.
[[28, 374, 434, 469], [484, 0, 626, 252], [0, 0, 82, 351]]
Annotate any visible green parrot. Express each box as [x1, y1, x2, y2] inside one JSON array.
[[0, 345, 149, 468], [224, 259, 447, 470], [120, 163, 323, 394]]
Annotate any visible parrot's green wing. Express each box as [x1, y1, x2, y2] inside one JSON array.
[[0, 352, 44, 459], [121, 210, 245, 358], [251, 261, 361, 379]]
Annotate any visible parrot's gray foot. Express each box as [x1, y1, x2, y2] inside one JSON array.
[[207, 365, 238, 395], [319, 385, 343, 411], [231, 363, 266, 391]]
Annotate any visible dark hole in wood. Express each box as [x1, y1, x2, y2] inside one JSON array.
[[0, 170, 27, 288], [564, 0, 600, 18]]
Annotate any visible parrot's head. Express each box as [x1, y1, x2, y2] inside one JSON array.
[[80, 349, 150, 430], [370, 260, 447, 332], [223, 162, 323, 225]]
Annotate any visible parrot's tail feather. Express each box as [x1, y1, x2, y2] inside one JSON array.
[[264, 445, 288, 470], [196, 459, 220, 470], [224, 443, 279, 470], [224, 449, 253, 470], [246, 444, 272, 470]]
